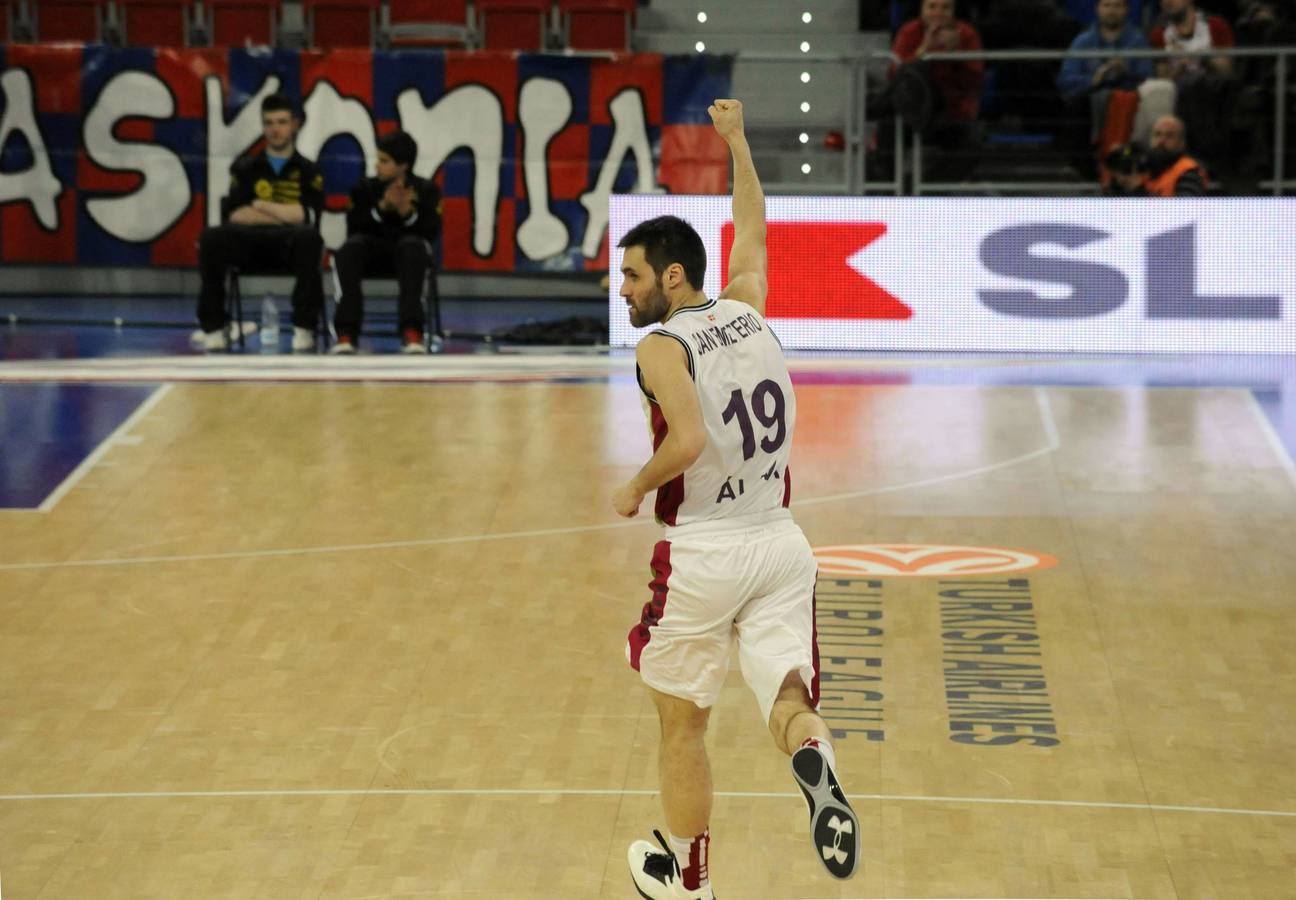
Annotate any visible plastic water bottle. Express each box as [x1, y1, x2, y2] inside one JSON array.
[[260, 294, 280, 350]]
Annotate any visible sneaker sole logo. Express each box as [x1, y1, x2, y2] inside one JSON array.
[[813, 543, 1058, 576]]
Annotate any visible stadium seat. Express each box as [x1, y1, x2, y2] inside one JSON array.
[[0, 0, 11, 42], [383, 0, 475, 49], [206, 0, 279, 46], [303, 0, 378, 48], [560, 0, 634, 52], [326, 257, 445, 353], [33, 0, 104, 42], [118, 0, 194, 46], [476, 0, 549, 51]]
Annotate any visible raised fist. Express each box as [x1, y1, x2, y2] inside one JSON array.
[[708, 99, 745, 142]]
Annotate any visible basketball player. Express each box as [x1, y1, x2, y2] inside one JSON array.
[[613, 99, 860, 900]]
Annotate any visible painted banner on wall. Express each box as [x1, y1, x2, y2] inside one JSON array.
[[609, 195, 1296, 353], [0, 45, 731, 271]]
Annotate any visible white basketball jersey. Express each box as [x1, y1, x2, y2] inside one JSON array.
[[638, 298, 796, 528]]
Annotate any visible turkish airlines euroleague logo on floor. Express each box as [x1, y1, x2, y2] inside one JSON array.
[[720, 222, 911, 319], [813, 544, 1058, 576]]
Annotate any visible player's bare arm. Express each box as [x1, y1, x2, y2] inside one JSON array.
[[710, 99, 768, 317], [611, 334, 706, 518]]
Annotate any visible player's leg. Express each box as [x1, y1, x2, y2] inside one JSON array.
[[628, 688, 715, 900], [331, 232, 378, 349], [769, 669, 832, 756], [285, 226, 325, 349], [626, 538, 724, 899], [196, 224, 237, 336], [393, 234, 430, 348], [652, 687, 712, 839], [736, 525, 861, 881]]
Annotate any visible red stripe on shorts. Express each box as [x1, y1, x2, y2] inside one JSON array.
[[809, 585, 822, 707], [649, 402, 685, 525], [628, 540, 673, 671], [782, 464, 792, 507]]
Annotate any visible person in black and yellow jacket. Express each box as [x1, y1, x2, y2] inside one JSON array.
[[329, 130, 442, 355], [196, 93, 325, 352]]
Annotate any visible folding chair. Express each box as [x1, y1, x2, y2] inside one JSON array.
[[382, 0, 476, 49], [303, 0, 378, 48], [213, 197, 329, 352], [327, 250, 445, 353], [223, 261, 331, 352], [559, 0, 634, 52], [117, 0, 194, 46], [33, 0, 104, 41], [206, 0, 279, 46], [475, 0, 549, 51]]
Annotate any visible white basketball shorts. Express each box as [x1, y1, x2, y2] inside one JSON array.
[[626, 509, 821, 725]]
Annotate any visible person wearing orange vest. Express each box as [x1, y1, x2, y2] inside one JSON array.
[[1107, 115, 1209, 195], [1144, 115, 1210, 195]]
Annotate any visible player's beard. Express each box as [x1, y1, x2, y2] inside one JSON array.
[[629, 276, 671, 328]]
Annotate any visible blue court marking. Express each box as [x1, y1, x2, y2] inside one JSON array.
[[0, 383, 159, 509], [2, 311, 1294, 476]]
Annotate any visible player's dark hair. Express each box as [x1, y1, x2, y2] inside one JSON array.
[[618, 215, 706, 290], [261, 93, 298, 119]]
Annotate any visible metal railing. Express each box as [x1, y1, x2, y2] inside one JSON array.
[[740, 45, 1294, 196]]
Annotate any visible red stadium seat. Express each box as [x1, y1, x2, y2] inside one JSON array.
[[476, 0, 549, 51], [304, 0, 378, 48], [34, 0, 104, 42], [560, 0, 634, 51], [207, 0, 280, 46], [383, 0, 475, 48], [118, 0, 193, 46]]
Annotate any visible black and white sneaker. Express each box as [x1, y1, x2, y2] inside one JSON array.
[[791, 746, 861, 879], [627, 829, 716, 899]]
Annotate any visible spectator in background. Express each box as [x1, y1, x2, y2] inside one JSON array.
[[1150, 0, 1238, 173], [330, 131, 441, 355], [1059, 0, 1151, 27], [1057, 0, 1154, 108], [1231, 0, 1296, 176], [1057, 0, 1158, 175], [890, 0, 986, 181], [978, 0, 1079, 128], [196, 93, 324, 353], [1103, 114, 1209, 194]]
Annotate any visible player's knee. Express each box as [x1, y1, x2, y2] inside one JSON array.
[[767, 671, 815, 748], [775, 669, 813, 708], [651, 690, 710, 742], [766, 698, 801, 747]]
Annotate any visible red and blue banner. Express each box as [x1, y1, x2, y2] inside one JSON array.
[[0, 45, 732, 272]]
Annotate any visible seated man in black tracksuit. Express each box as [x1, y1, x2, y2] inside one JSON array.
[[330, 131, 442, 355], [196, 93, 325, 353]]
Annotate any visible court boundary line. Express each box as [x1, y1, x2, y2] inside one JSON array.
[[1244, 391, 1296, 492], [0, 787, 1290, 819], [0, 389, 1059, 570], [1, 384, 173, 514]]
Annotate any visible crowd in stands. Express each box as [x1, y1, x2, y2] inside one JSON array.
[[2, 0, 1292, 200], [874, 0, 1296, 191]]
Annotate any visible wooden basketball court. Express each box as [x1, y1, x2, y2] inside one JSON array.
[[2, 358, 1294, 898]]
